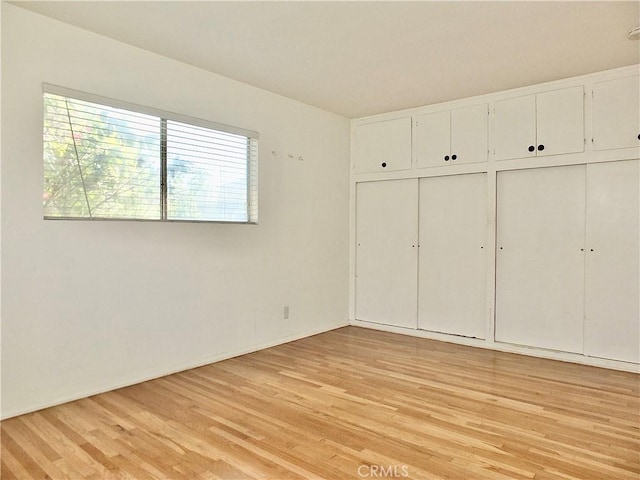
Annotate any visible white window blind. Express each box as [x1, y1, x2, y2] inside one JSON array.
[[43, 85, 258, 223]]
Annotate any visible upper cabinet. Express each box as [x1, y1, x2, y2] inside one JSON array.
[[353, 117, 412, 174], [413, 104, 488, 167], [592, 76, 640, 152], [494, 86, 584, 161], [352, 68, 637, 176]]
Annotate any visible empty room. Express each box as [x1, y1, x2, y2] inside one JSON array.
[[1, 1, 639, 479]]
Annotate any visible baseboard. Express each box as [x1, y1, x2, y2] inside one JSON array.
[[350, 320, 640, 374], [1, 321, 349, 420]]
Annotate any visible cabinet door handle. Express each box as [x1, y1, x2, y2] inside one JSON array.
[[381, 162, 387, 168], [451, 154, 457, 160], [637, 133, 640, 140], [528, 145, 535, 152], [444, 155, 450, 161], [537, 144, 545, 151]]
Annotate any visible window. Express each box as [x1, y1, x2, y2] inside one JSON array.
[[43, 85, 258, 223]]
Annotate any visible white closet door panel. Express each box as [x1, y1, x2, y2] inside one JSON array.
[[536, 86, 585, 156], [414, 111, 451, 168], [354, 118, 412, 173], [496, 166, 585, 353], [418, 174, 487, 338], [584, 160, 640, 363], [451, 104, 488, 165], [355, 180, 418, 328], [593, 76, 640, 151], [494, 95, 536, 161]]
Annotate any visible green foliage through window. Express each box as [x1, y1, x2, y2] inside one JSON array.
[[43, 89, 258, 222]]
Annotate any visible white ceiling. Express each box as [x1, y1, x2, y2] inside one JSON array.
[[12, 1, 640, 118]]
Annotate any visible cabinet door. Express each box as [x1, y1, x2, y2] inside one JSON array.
[[451, 104, 488, 165], [353, 118, 412, 173], [355, 180, 418, 328], [593, 76, 640, 151], [494, 95, 537, 161], [584, 160, 640, 363], [536, 86, 584, 157], [496, 166, 585, 353], [418, 174, 487, 338], [413, 111, 451, 168]]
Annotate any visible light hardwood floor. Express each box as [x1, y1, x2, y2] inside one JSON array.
[[1, 326, 639, 479]]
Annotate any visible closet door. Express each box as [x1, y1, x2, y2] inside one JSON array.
[[584, 160, 640, 363], [418, 174, 487, 338], [355, 180, 418, 328], [496, 166, 585, 353]]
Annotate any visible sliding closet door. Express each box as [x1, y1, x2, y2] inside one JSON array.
[[496, 165, 585, 353], [418, 174, 487, 338], [355, 179, 418, 328], [584, 160, 640, 363]]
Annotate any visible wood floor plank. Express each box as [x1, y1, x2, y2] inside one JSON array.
[[2, 326, 638, 479], [1, 444, 32, 480]]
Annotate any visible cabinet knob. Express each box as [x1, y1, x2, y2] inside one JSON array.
[[637, 134, 640, 140], [528, 145, 535, 152], [537, 144, 545, 151], [381, 162, 387, 168], [451, 154, 457, 160], [444, 155, 450, 161]]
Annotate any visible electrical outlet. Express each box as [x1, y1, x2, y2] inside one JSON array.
[[283, 306, 290, 319]]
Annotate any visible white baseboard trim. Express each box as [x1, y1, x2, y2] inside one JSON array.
[[350, 320, 640, 373], [1, 321, 349, 420]]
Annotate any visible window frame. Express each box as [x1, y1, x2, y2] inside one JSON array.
[[42, 83, 259, 224]]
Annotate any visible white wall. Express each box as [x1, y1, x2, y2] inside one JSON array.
[[0, 4, 350, 419]]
